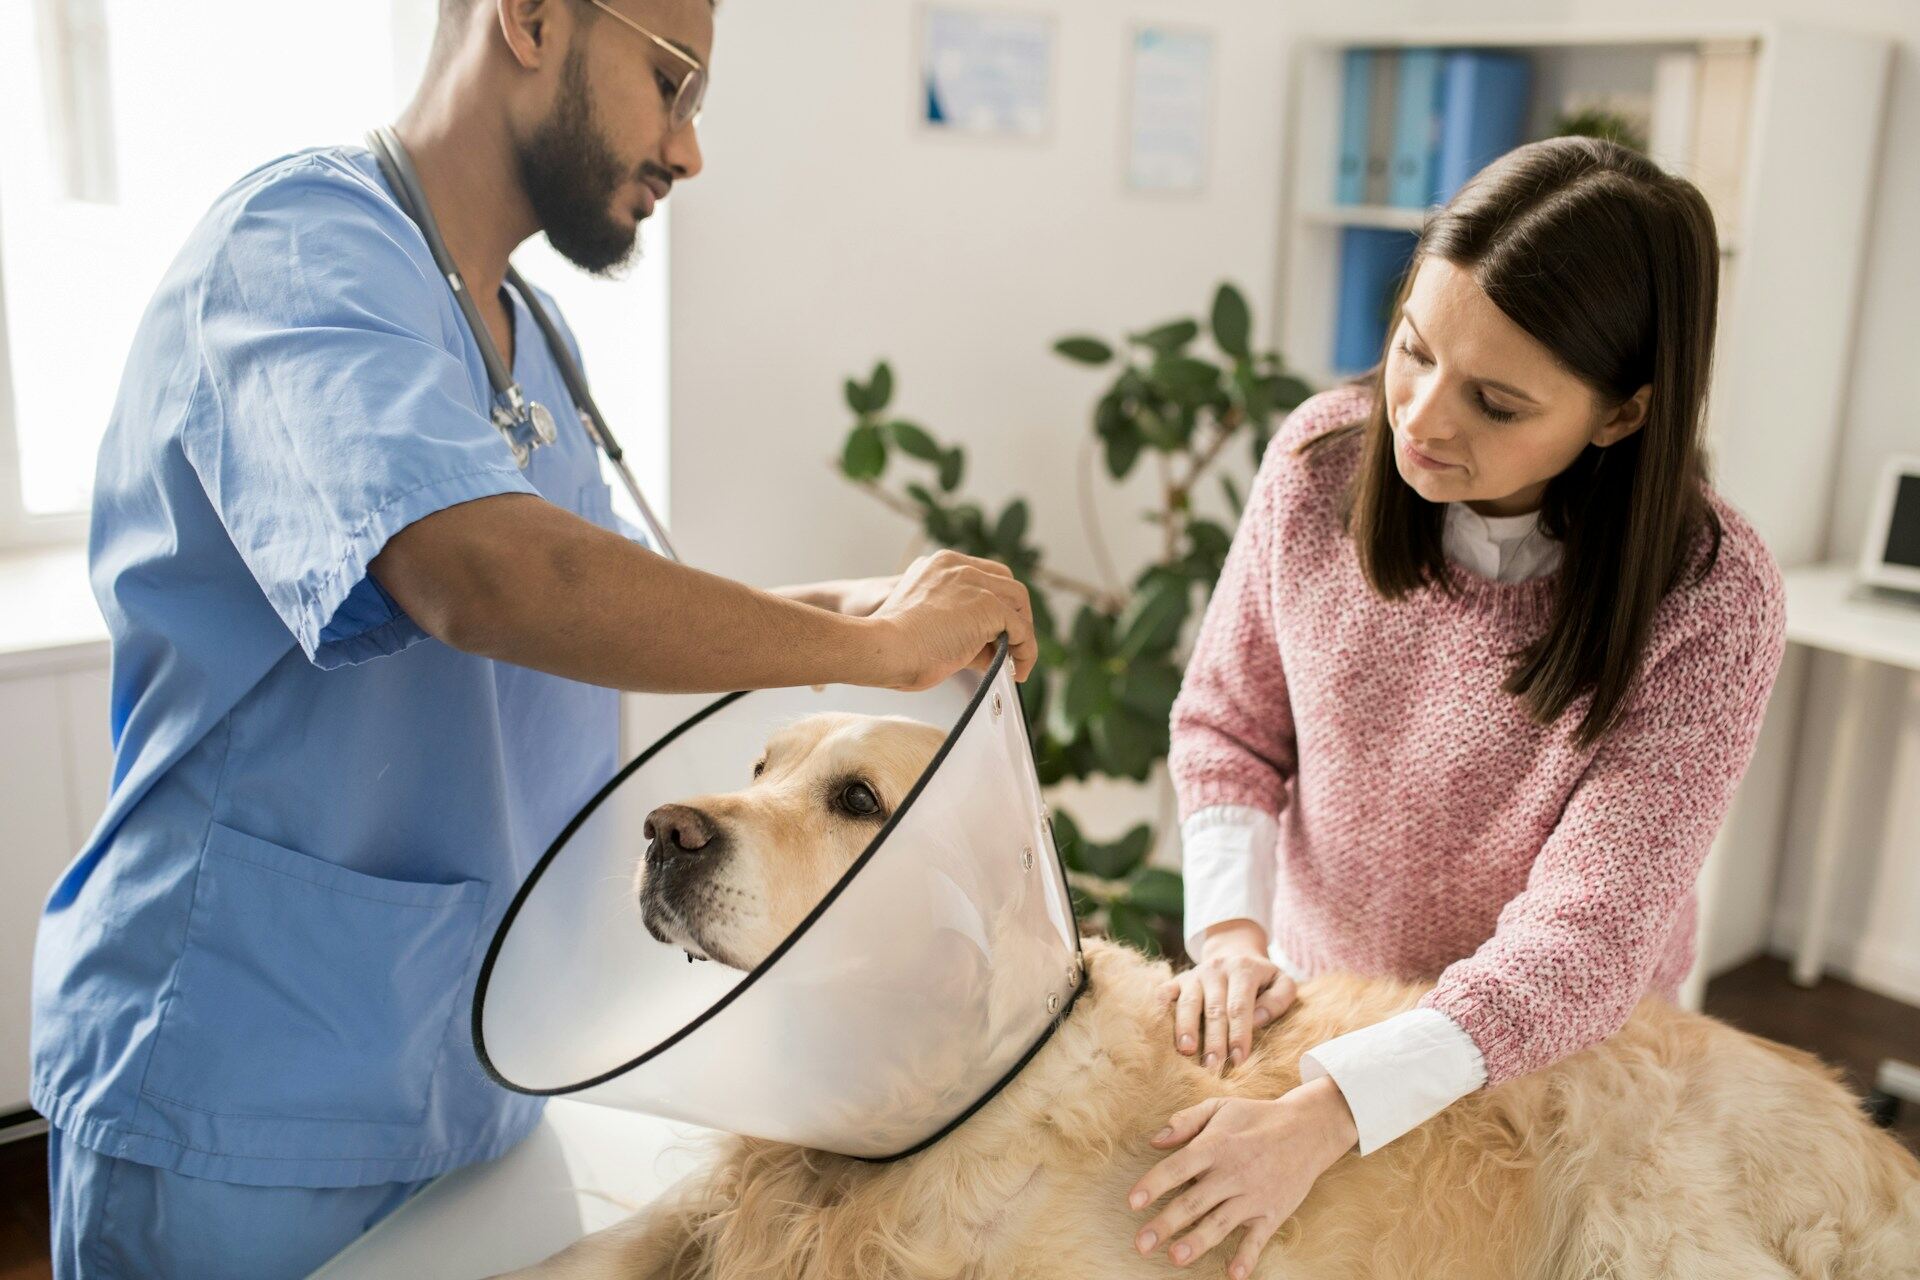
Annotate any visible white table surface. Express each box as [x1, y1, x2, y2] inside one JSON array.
[[1781, 562, 1920, 671], [309, 1102, 717, 1280]]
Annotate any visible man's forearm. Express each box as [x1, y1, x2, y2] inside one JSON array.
[[373, 495, 899, 693], [771, 578, 886, 616]]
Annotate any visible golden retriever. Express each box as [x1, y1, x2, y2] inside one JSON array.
[[501, 713, 1920, 1280]]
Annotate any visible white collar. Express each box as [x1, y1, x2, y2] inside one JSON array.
[[1442, 503, 1560, 583]]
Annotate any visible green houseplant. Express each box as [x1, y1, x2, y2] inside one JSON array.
[[836, 284, 1312, 956]]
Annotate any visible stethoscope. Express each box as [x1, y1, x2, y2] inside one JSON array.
[[366, 125, 678, 562]]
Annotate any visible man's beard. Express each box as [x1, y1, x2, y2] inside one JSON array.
[[515, 44, 640, 277]]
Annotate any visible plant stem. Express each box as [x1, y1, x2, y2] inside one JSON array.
[[843, 468, 1128, 613], [1078, 435, 1124, 602], [1179, 406, 1242, 495]]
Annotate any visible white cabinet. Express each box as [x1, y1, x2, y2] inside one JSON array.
[[0, 546, 112, 1119], [0, 661, 112, 1116]]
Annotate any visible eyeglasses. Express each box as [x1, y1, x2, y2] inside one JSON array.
[[587, 0, 707, 131]]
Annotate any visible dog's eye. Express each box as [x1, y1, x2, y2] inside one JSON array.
[[752, 759, 766, 780], [838, 782, 881, 817]]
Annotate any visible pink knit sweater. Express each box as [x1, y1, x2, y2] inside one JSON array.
[[1169, 386, 1787, 1087]]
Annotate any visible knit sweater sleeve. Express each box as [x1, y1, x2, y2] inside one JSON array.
[[1167, 429, 1300, 822], [1419, 551, 1787, 1086]]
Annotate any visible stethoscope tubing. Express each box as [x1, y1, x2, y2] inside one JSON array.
[[366, 125, 679, 563]]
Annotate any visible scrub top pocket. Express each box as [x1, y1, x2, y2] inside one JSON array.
[[140, 822, 488, 1127]]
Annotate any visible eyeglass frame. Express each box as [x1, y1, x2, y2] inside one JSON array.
[[586, 0, 707, 130]]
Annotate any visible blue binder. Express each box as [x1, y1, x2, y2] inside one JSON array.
[[1432, 51, 1532, 204], [1335, 49, 1373, 205], [1333, 228, 1418, 373], [1388, 49, 1445, 208]]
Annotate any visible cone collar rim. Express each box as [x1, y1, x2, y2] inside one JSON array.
[[470, 636, 1073, 1119]]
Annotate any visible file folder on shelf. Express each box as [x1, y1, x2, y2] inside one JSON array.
[[1333, 227, 1418, 374]]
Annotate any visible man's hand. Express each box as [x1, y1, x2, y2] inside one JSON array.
[[867, 551, 1038, 688]]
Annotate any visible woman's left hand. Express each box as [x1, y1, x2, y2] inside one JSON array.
[[1127, 1076, 1359, 1277]]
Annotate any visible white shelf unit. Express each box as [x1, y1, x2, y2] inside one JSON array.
[[1274, 22, 1892, 569]]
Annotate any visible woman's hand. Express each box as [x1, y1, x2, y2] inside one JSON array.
[[1127, 1077, 1359, 1277], [1160, 920, 1296, 1073]]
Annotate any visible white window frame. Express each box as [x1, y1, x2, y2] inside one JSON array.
[[0, 224, 88, 550], [0, 0, 671, 556]]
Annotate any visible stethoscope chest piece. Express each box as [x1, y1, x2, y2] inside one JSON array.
[[490, 391, 561, 469]]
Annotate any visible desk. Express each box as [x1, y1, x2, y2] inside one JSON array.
[[309, 1102, 715, 1279], [1773, 563, 1920, 987]]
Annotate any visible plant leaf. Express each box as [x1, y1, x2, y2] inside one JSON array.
[[1049, 808, 1084, 868], [1058, 658, 1114, 735], [1104, 426, 1143, 479], [1267, 373, 1314, 411], [1117, 574, 1189, 660], [868, 361, 894, 412], [1125, 865, 1184, 917], [1211, 284, 1252, 359], [1117, 658, 1184, 721], [1153, 355, 1224, 407], [1186, 519, 1232, 578], [994, 498, 1030, 549], [840, 423, 886, 480], [888, 420, 942, 461], [1104, 900, 1161, 954], [1129, 319, 1200, 354], [1089, 705, 1159, 779], [843, 377, 869, 415], [937, 448, 965, 492], [1069, 605, 1115, 655], [1055, 336, 1115, 365], [1080, 823, 1152, 879]]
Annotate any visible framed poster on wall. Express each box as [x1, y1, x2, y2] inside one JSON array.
[[919, 6, 1054, 140], [1126, 26, 1213, 194]]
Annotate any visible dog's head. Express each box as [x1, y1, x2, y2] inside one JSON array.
[[636, 712, 946, 969]]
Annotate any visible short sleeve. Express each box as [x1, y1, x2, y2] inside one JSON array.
[[183, 156, 537, 669]]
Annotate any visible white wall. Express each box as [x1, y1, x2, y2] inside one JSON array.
[[665, 0, 1292, 840], [666, 0, 1920, 995], [667, 0, 1288, 595], [1543, 0, 1920, 1003]]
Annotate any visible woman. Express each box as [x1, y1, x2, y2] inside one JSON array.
[[1126, 136, 1787, 1278]]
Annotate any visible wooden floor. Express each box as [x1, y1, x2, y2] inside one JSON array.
[[0, 1126, 47, 1280], [2, 956, 1916, 1277]]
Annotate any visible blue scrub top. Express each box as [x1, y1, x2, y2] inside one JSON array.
[[31, 146, 641, 1188]]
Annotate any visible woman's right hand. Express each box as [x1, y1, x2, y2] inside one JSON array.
[[1159, 920, 1296, 1074]]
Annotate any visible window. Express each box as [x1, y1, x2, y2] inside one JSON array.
[[0, 0, 669, 548]]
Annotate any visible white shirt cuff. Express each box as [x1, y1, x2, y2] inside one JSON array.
[[1299, 1008, 1487, 1156], [1178, 805, 1278, 959]]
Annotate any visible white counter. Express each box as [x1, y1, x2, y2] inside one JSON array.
[[310, 1102, 717, 1280]]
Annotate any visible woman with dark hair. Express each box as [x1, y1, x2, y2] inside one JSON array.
[[1125, 136, 1787, 1278]]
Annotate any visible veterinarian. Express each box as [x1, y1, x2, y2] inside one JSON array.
[[29, 2, 1035, 1276], [1128, 136, 1787, 1278]]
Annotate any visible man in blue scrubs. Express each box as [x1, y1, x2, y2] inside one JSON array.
[[29, 1, 1036, 1275]]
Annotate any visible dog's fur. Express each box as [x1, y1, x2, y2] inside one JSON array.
[[504, 714, 1920, 1280]]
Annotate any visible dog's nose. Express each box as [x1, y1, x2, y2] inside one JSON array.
[[644, 803, 716, 858]]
